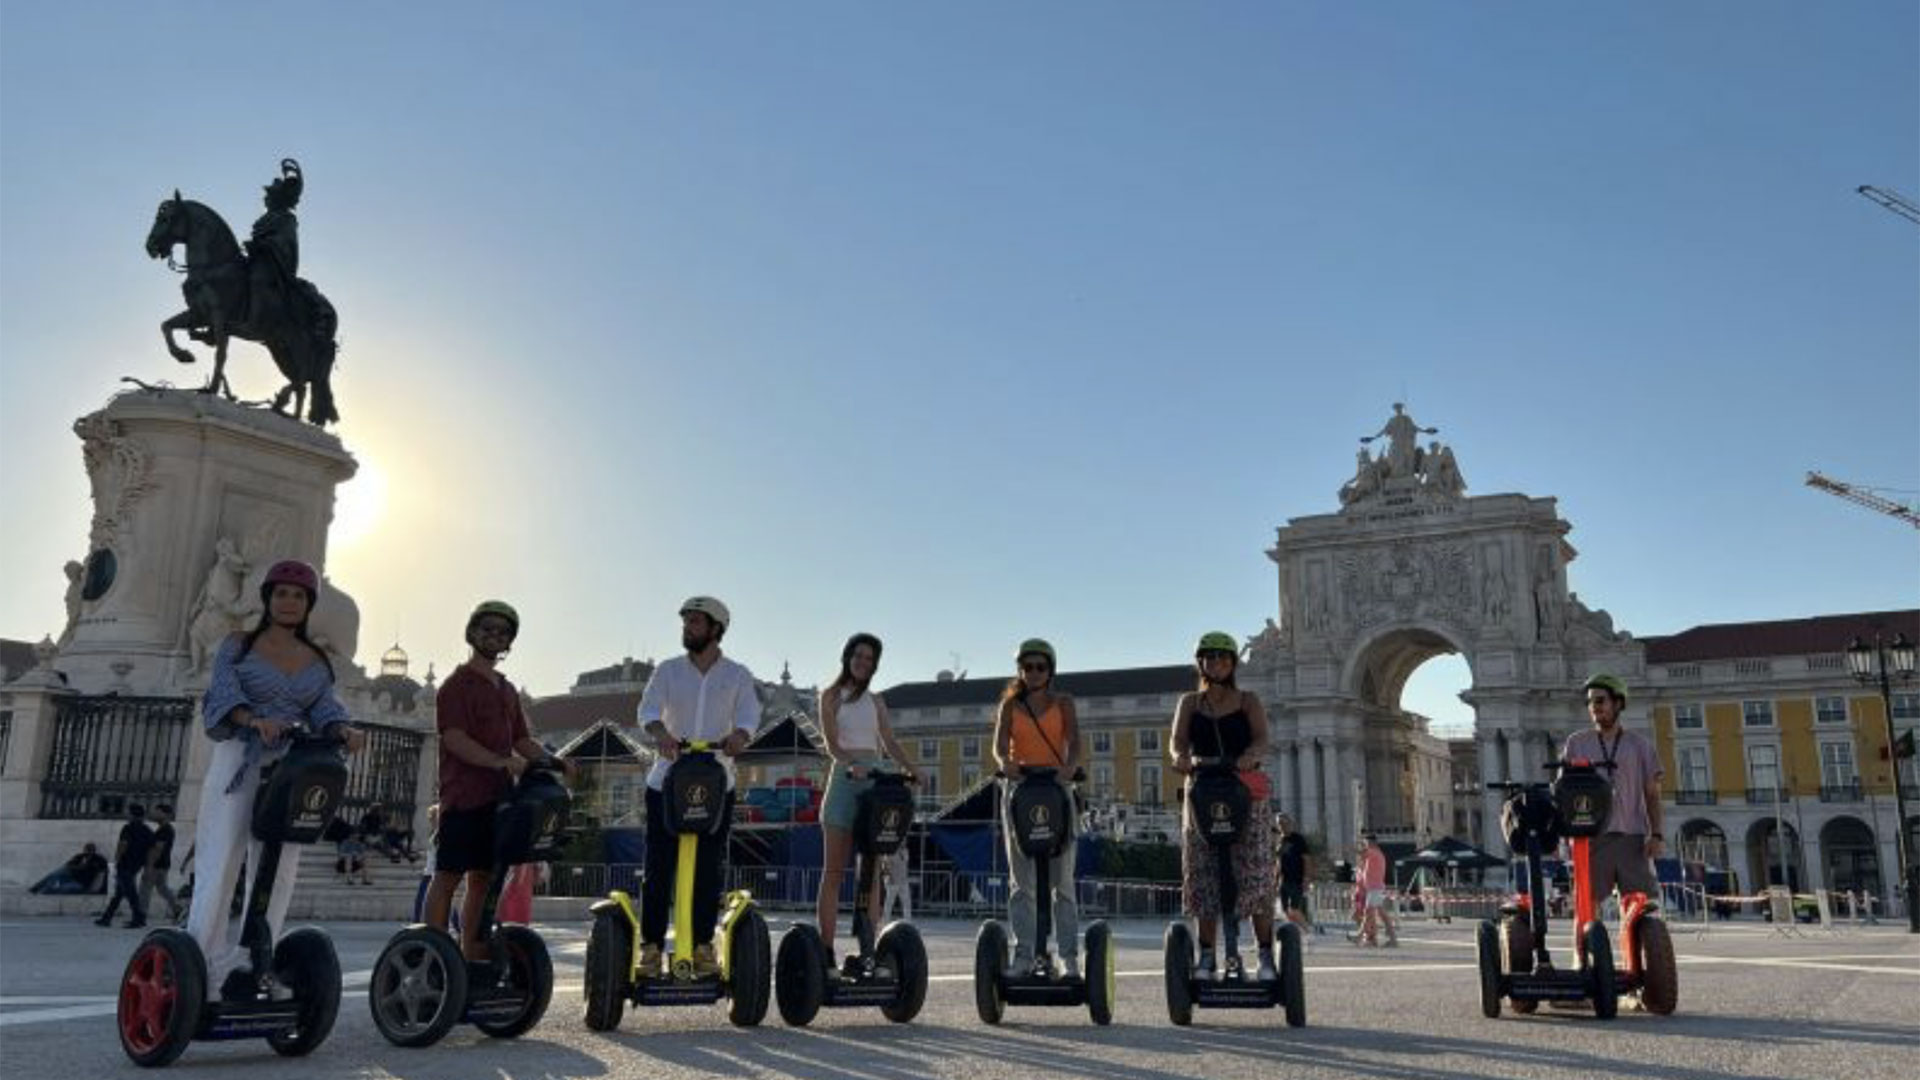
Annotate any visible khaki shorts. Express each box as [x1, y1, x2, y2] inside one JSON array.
[[1587, 832, 1658, 905]]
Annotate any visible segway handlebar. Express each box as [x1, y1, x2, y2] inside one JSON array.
[[993, 765, 1086, 783], [848, 764, 920, 784], [1490, 756, 1617, 793]]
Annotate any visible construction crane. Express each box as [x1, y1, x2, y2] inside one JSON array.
[[1857, 185, 1920, 226], [1806, 471, 1920, 529]]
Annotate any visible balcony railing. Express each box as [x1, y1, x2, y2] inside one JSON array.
[[1745, 787, 1783, 805], [1672, 789, 1717, 805], [1818, 783, 1864, 803], [39, 695, 193, 819]]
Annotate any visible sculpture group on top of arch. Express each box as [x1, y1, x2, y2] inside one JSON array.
[[1340, 402, 1466, 507]]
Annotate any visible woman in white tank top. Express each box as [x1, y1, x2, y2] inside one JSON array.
[[815, 633, 921, 967]]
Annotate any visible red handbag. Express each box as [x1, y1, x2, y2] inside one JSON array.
[[1239, 767, 1272, 803]]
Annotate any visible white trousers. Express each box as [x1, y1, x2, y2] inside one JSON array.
[[184, 738, 302, 987]]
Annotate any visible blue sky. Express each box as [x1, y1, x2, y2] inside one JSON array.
[[2, 2, 1915, 726]]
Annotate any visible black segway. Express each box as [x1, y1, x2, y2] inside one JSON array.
[[117, 727, 349, 1067], [368, 760, 571, 1047], [1478, 759, 1619, 1020], [583, 741, 772, 1029], [777, 766, 929, 1025], [973, 767, 1114, 1025], [1162, 759, 1304, 1026]]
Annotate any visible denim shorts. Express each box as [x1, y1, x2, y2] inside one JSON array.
[[821, 759, 885, 831]]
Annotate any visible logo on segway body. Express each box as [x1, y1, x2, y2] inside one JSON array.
[[303, 786, 331, 813]]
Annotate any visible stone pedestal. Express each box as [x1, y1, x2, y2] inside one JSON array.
[[57, 389, 357, 694]]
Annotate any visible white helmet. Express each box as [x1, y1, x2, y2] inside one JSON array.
[[679, 595, 731, 631]]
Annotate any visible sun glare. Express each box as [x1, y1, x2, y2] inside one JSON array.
[[331, 457, 388, 548]]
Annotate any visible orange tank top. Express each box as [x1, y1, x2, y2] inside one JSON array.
[[1008, 699, 1069, 767]]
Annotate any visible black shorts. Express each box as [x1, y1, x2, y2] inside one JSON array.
[[436, 805, 496, 875], [1280, 881, 1308, 914]]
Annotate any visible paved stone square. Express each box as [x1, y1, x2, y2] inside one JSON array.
[[2, 914, 1914, 1079]]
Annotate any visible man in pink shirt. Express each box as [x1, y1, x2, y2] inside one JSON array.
[[1347, 833, 1399, 947]]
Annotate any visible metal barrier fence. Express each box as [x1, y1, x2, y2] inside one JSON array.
[[537, 861, 1187, 919], [38, 695, 194, 819]]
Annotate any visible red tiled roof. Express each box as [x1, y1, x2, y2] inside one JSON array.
[[1641, 610, 1919, 664], [525, 690, 640, 736]]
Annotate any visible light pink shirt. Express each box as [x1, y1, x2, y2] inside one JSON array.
[[1360, 846, 1387, 890]]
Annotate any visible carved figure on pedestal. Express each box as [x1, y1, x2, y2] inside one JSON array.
[[58, 560, 85, 646], [1360, 403, 1437, 481], [1480, 559, 1510, 625], [1339, 450, 1386, 506], [186, 538, 252, 674], [1532, 563, 1563, 643], [1427, 442, 1465, 497], [143, 159, 341, 425]]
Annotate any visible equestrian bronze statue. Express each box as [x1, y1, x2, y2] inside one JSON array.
[[144, 159, 341, 426]]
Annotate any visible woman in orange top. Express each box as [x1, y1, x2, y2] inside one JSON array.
[[990, 638, 1083, 978]]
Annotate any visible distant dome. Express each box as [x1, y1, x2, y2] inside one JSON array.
[[936, 669, 955, 683], [380, 642, 408, 678]]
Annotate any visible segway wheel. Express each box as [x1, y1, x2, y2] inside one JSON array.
[[973, 920, 1008, 1025], [118, 928, 205, 1068], [1582, 921, 1618, 1020], [727, 906, 771, 1027], [368, 926, 469, 1047], [583, 909, 632, 1032], [1475, 920, 1503, 1019], [1635, 916, 1678, 1016], [1084, 922, 1115, 1026], [1278, 922, 1307, 1028], [473, 925, 553, 1038], [775, 924, 827, 1027], [1499, 918, 1537, 1014], [266, 927, 341, 1056], [1162, 921, 1195, 1027], [877, 921, 929, 1024]]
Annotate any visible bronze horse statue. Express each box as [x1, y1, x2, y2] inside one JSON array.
[[144, 172, 340, 426]]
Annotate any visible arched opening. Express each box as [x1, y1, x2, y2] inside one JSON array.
[[1404, 654, 1477, 841], [1346, 626, 1473, 847], [1747, 818, 1803, 891], [1819, 816, 1879, 897], [1677, 818, 1728, 869]]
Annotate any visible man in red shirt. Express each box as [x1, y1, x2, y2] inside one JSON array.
[[427, 601, 571, 963]]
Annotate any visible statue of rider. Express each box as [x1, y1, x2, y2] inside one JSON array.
[[245, 159, 303, 332]]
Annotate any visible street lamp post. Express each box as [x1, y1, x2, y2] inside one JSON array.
[[1847, 632, 1918, 933]]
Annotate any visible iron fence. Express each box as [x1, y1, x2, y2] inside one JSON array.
[[339, 721, 425, 833], [38, 695, 193, 819]]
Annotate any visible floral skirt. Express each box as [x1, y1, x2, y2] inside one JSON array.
[[1181, 798, 1277, 919]]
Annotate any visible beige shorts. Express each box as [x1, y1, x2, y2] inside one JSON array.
[[1587, 832, 1658, 905]]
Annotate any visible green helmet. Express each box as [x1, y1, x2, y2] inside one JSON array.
[[1016, 638, 1055, 667], [468, 600, 520, 637], [1583, 672, 1627, 704], [1195, 631, 1238, 657]]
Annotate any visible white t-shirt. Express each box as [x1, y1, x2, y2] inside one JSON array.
[[636, 653, 762, 791]]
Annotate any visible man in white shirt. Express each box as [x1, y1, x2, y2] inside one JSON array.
[[634, 596, 760, 977]]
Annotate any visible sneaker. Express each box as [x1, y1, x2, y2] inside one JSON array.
[[1345, 930, 1360, 945], [638, 942, 663, 978], [94, 915, 113, 927], [1007, 949, 1034, 978], [1257, 952, 1278, 981], [126, 920, 147, 929], [220, 969, 258, 1002], [1195, 952, 1217, 981], [1383, 935, 1399, 949], [1057, 954, 1080, 980], [692, 943, 721, 978], [841, 953, 866, 980]]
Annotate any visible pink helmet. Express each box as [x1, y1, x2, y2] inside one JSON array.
[[261, 559, 320, 601]]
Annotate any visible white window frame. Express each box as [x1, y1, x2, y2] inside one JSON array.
[[1090, 730, 1113, 756], [1138, 763, 1163, 802], [1091, 762, 1114, 797], [1137, 728, 1161, 753], [1818, 741, 1857, 789], [919, 738, 940, 763], [1677, 745, 1711, 794], [1747, 743, 1780, 791], [1673, 703, 1704, 731], [1742, 700, 1775, 729], [1814, 696, 1848, 726], [960, 736, 980, 761]]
